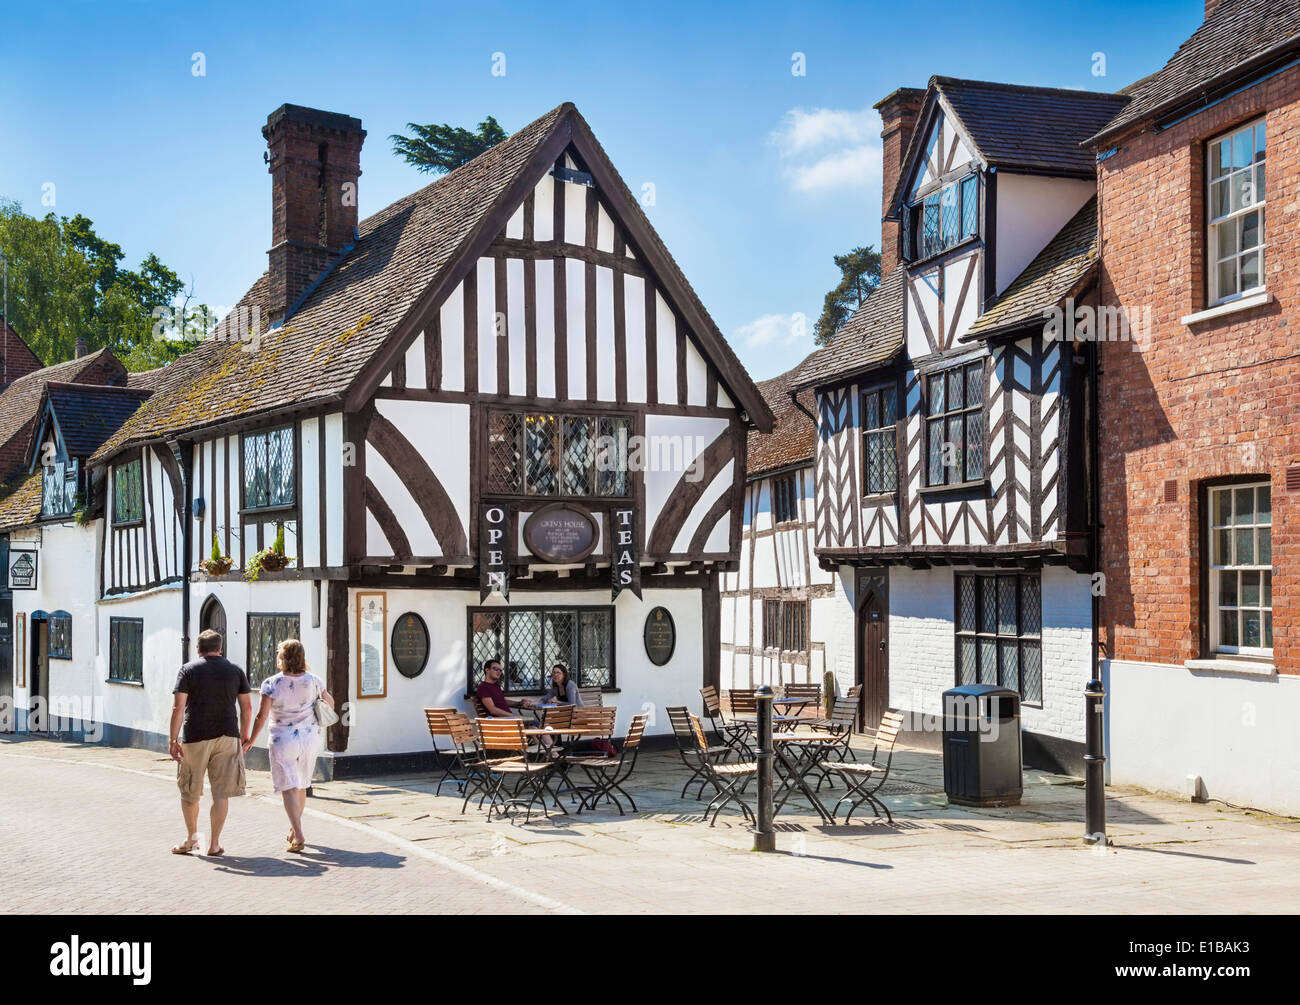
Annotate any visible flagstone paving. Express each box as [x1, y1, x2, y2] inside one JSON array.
[[3, 733, 1298, 914]]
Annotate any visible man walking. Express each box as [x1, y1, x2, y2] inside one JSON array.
[[169, 629, 251, 856]]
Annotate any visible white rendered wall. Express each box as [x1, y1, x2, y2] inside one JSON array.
[[1104, 659, 1300, 817], [994, 174, 1096, 295]]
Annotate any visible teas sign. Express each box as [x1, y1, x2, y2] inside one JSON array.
[[8, 547, 36, 590], [643, 606, 675, 666], [523, 504, 598, 564], [611, 507, 640, 600]]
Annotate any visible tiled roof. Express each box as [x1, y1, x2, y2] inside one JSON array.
[[127, 366, 168, 391], [44, 383, 153, 458], [94, 102, 771, 462], [934, 77, 1128, 174], [747, 353, 818, 477], [964, 197, 1098, 340], [792, 269, 905, 389], [1089, 0, 1300, 145], [0, 470, 43, 532], [0, 349, 125, 454]]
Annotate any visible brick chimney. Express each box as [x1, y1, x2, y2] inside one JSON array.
[[263, 105, 366, 322], [75, 337, 88, 359], [874, 87, 926, 277]]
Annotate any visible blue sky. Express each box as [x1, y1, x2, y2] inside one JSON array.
[[0, 0, 1201, 381]]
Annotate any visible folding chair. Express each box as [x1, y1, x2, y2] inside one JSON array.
[[445, 714, 506, 813], [424, 707, 466, 795], [700, 686, 754, 758], [819, 711, 905, 824], [667, 705, 730, 799], [572, 714, 648, 814], [473, 718, 562, 823], [689, 714, 757, 826]]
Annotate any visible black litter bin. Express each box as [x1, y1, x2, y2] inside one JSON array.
[[942, 684, 1022, 806]]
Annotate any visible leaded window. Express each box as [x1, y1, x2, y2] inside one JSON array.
[[109, 617, 144, 684], [243, 426, 295, 510], [1207, 119, 1265, 305], [783, 601, 807, 652], [41, 458, 79, 518], [907, 172, 979, 261], [955, 572, 1041, 704], [772, 473, 799, 523], [487, 411, 631, 498], [48, 611, 72, 660], [1208, 482, 1272, 655], [247, 612, 301, 688], [468, 606, 614, 693], [861, 384, 898, 495], [762, 599, 780, 649], [113, 457, 143, 524], [926, 361, 984, 486]]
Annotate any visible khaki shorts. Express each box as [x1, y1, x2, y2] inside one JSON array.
[[177, 735, 246, 803]]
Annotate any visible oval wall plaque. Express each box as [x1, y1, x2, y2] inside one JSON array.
[[644, 606, 676, 667], [522, 504, 599, 564], [391, 612, 430, 679]]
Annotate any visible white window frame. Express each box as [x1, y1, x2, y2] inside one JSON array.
[[1207, 481, 1272, 657], [1206, 118, 1266, 307]]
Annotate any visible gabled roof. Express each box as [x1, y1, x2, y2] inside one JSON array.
[[887, 77, 1128, 215], [963, 197, 1098, 341], [792, 269, 906, 390], [748, 353, 818, 477], [0, 470, 43, 532], [0, 349, 125, 454], [1088, 0, 1300, 146], [37, 382, 153, 461], [93, 103, 771, 464]]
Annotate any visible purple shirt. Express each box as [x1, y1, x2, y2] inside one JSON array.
[[476, 681, 513, 716]]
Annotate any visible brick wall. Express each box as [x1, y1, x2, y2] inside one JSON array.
[[1097, 65, 1300, 675]]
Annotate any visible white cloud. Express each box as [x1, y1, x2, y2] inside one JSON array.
[[770, 106, 881, 194], [735, 312, 810, 348]]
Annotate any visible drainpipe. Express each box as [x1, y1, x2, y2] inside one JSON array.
[[1083, 325, 1106, 845], [789, 388, 816, 431], [177, 439, 194, 663]]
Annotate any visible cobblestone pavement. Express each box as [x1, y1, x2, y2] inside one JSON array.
[[3, 733, 1299, 914]]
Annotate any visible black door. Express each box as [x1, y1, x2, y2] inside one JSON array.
[[0, 598, 11, 733]]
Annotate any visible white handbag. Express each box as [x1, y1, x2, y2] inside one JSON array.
[[314, 682, 339, 727]]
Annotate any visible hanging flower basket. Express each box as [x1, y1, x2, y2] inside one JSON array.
[[258, 551, 290, 573], [199, 556, 233, 576]]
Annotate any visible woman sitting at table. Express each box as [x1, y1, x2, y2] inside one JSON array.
[[538, 663, 582, 707]]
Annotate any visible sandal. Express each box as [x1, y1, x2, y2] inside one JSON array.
[[206, 847, 225, 857], [287, 838, 306, 853], [171, 838, 199, 855]]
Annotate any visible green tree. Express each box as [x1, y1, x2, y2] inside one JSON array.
[[0, 200, 194, 369], [815, 245, 882, 346], [390, 116, 509, 175]]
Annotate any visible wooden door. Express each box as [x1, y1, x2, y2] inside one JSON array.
[[0, 599, 11, 732], [33, 619, 49, 732], [859, 592, 888, 731]]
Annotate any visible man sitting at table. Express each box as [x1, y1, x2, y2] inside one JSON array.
[[476, 659, 537, 718]]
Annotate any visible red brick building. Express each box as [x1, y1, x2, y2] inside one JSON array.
[[1089, 0, 1300, 812]]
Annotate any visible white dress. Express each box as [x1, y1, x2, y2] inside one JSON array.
[[260, 672, 324, 792]]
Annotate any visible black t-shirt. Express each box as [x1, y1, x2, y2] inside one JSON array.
[[174, 655, 251, 742]]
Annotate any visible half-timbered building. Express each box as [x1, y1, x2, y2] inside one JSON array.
[[720, 355, 841, 690], [83, 102, 771, 769], [793, 78, 1127, 770]]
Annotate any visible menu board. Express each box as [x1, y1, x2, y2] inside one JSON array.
[[391, 612, 430, 679], [357, 592, 387, 698]]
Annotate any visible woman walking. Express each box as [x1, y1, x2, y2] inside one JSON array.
[[244, 639, 334, 852]]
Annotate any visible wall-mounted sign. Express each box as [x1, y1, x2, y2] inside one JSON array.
[[610, 506, 640, 601], [356, 592, 387, 698], [391, 612, 430, 679], [480, 504, 510, 602], [643, 606, 676, 666], [8, 548, 37, 591], [523, 504, 599, 565]]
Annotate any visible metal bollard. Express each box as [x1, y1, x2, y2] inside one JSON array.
[[1082, 678, 1106, 844], [753, 685, 775, 853]]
